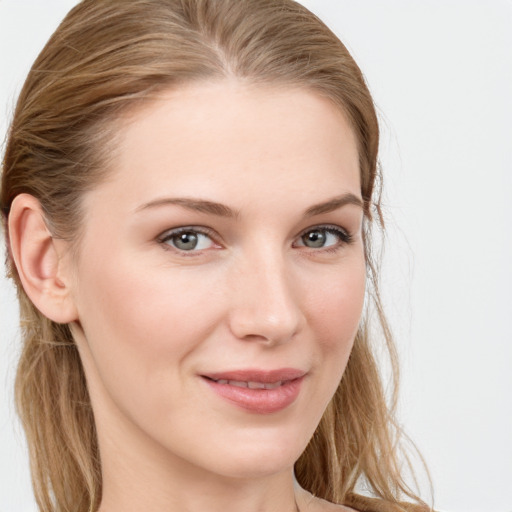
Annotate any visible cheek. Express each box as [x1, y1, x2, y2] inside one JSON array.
[[291, 255, 366, 438], [305, 257, 366, 356], [72, 253, 223, 404]]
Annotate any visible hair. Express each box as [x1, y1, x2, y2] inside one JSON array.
[[1, 1, 430, 511]]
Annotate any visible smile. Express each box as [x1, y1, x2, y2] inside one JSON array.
[[201, 368, 305, 414], [207, 378, 284, 390]]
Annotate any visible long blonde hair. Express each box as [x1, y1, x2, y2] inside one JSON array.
[[1, 1, 428, 511]]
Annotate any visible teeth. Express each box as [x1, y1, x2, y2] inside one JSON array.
[[264, 381, 282, 389], [229, 380, 248, 388], [213, 378, 283, 389], [248, 381, 266, 389]]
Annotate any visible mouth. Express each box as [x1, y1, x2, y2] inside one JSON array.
[[200, 368, 305, 414], [204, 378, 285, 390]]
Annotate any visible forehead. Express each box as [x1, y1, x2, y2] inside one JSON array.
[[86, 81, 361, 214]]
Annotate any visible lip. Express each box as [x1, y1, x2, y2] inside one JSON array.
[[201, 368, 306, 414]]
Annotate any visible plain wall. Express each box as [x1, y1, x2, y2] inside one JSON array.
[[1, 1, 511, 511]]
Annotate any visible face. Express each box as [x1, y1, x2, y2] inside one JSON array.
[[68, 81, 366, 480]]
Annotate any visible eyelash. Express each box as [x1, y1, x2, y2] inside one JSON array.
[[157, 224, 353, 254], [295, 225, 353, 253], [157, 226, 218, 254]]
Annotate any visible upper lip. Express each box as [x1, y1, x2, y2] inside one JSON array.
[[202, 368, 306, 383]]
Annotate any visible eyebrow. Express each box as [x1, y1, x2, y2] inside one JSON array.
[[136, 197, 239, 217], [135, 193, 363, 218], [304, 193, 364, 217]]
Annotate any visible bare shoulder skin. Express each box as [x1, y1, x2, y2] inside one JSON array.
[[297, 487, 358, 512]]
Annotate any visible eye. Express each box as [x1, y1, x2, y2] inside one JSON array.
[[294, 226, 352, 249], [159, 227, 216, 252]]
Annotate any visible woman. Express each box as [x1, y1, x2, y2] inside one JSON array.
[[1, 1, 431, 511]]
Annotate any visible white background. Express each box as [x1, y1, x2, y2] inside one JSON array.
[[1, 1, 511, 511]]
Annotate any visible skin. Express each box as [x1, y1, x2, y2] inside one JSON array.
[[12, 81, 364, 512]]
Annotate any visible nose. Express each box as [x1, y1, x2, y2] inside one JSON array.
[[227, 249, 305, 345]]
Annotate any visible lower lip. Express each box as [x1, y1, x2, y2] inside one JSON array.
[[202, 377, 304, 414]]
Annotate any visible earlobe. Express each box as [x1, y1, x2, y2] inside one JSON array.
[[8, 194, 78, 324]]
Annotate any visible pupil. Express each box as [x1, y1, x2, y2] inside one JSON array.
[[174, 232, 198, 250], [304, 230, 325, 248]]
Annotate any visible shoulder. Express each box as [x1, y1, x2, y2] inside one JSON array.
[[343, 493, 432, 512], [296, 488, 358, 512], [297, 489, 431, 512]]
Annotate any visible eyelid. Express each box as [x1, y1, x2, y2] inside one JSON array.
[[157, 225, 222, 252], [293, 224, 353, 248], [155, 223, 353, 254]]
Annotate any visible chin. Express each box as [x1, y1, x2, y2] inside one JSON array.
[[192, 427, 311, 480], [210, 453, 298, 480]]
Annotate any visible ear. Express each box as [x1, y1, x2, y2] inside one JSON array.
[[8, 193, 78, 324]]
